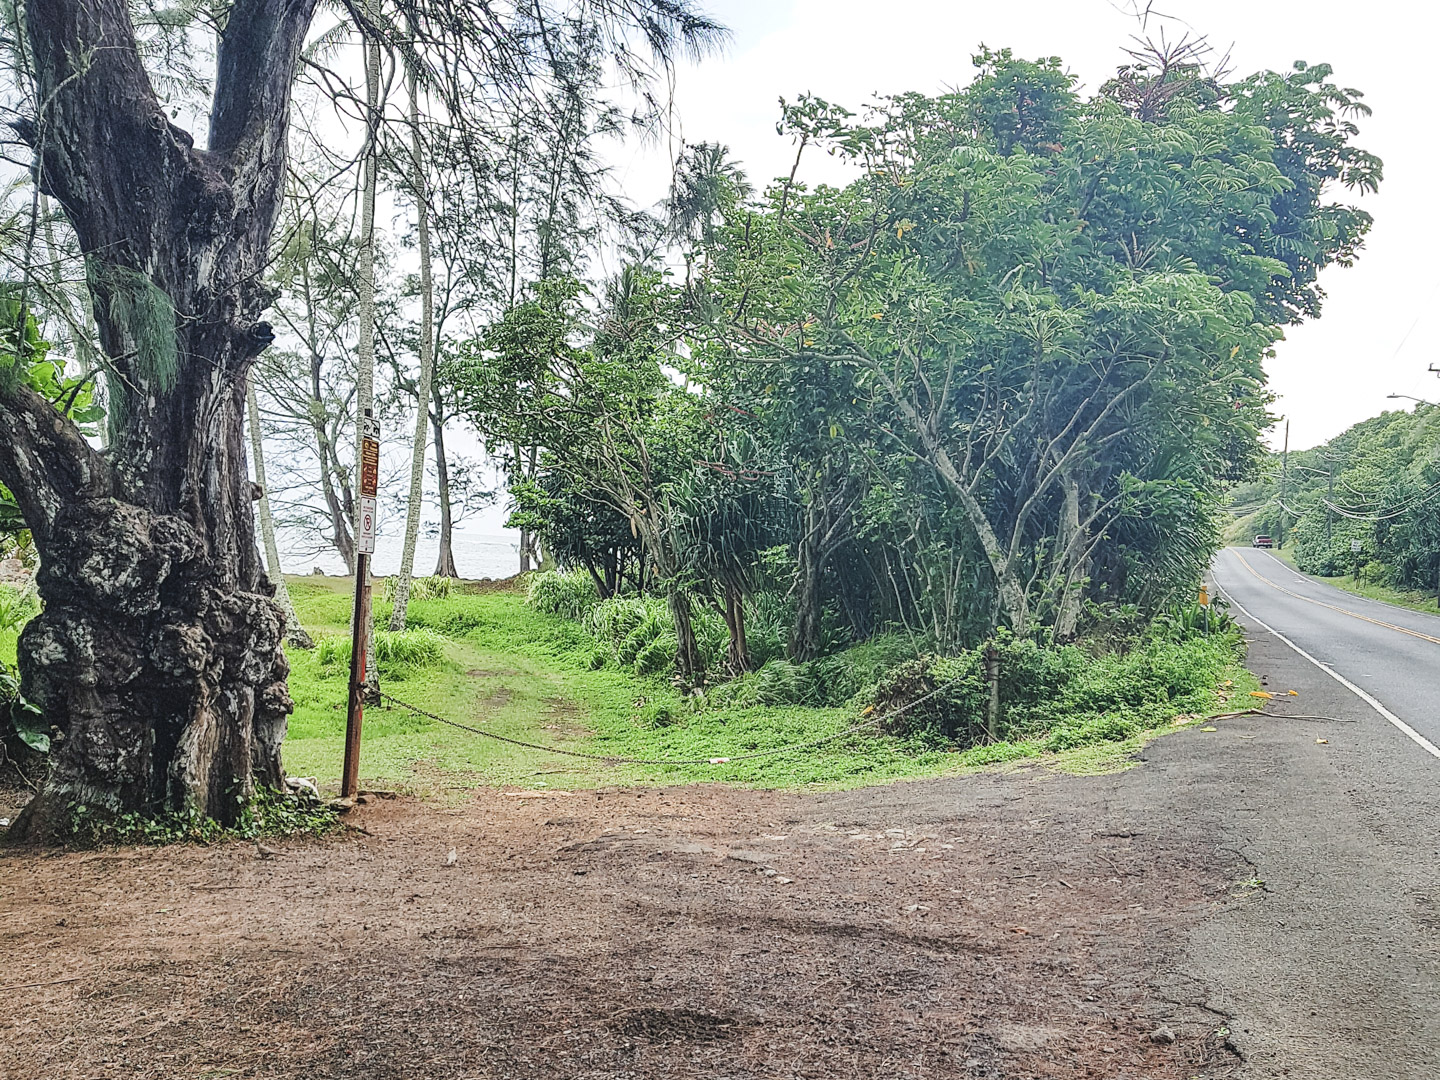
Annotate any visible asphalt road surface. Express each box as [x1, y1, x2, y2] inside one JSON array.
[[1214, 546, 1440, 757], [1184, 547, 1440, 1077]]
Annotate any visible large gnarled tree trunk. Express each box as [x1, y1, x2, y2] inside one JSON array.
[[4, 0, 318, 841]]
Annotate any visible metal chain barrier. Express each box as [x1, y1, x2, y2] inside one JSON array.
[[375, 676, 966, 768], [375, 683, 1335, 769]]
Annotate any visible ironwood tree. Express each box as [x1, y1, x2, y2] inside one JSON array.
[[3, 0, 721, 841]]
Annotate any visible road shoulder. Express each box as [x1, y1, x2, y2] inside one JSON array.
[[1175, 622, 1440, 1079]]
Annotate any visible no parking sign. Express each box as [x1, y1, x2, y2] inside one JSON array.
[[357, 414, 379, 555]]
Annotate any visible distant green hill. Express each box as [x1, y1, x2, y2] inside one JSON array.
[[1226, 406, 1440, 590]]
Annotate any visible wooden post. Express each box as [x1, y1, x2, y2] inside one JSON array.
[[984, 644, 1001, 743], [342, 410, 380, 799], [342, 552, 370, 799]]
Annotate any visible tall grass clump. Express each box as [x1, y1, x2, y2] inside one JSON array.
[[588, 596, 672, 670], [742, 590, 792, 670], [382, 575, 456, 603], [317, 627, 447, 676], [581, 594, 730, 678]]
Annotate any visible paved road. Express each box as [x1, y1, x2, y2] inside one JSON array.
[[1181, 547, 1440, 1078], [1213, 546, 1440, 755]]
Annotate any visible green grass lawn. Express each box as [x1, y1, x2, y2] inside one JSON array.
[[1269, 547, 1440, 617], [284, 577, 1257, 797]]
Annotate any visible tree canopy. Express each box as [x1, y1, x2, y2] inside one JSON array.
[[459, 46, 1380, 678], [680, 47, 1377, 638]]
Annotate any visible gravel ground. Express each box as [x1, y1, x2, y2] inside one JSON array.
[[1, 762, 1247, 1080], [6, 547, 1435, 1079]]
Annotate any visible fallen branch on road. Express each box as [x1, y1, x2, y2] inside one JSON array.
[[1208, 709, 1357, 724]]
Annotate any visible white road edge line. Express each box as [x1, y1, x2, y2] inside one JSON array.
[[1215, 573, 1440, 763]]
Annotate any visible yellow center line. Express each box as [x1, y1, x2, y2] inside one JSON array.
[[1229, 549, 1440, 647]]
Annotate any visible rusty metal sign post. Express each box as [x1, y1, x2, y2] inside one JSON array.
[[342, 409, 380, 799]]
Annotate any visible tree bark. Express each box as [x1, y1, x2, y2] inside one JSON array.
[[1051, 475, 1084, 641], [430, 391, 459, 577], [721, 583, 748, 676], [248, 385, 312, 648], [519, 525, 532, 575], [790, 500, 825, 662], [388, 61, 436, 632], [667, 586, 702, 683], [6, 0, 319, 842], [791, 546, 823, 661]]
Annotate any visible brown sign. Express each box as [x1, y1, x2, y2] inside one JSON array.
[[360, 437, 379, 498]]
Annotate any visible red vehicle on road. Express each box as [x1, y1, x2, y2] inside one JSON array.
[[1252, 535, 1274, 548]]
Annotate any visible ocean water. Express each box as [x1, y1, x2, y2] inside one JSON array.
[[278, 528, 524, 581]]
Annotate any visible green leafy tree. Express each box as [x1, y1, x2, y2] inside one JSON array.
[[509, 474, 644, 596], [688, 46, 1373, 636], [671, 432, 789, 674], [455, 272, 712, 679]]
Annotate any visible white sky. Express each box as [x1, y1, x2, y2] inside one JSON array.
[[618, 0, 1440, 453]]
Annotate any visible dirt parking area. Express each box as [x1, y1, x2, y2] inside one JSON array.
[[1, 764, 1245, 1079]]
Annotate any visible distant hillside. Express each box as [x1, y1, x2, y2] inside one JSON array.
[[1226, 406, 1440, 590]]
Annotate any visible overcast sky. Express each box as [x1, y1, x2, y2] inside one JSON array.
[[619, 0, 1439, 453]]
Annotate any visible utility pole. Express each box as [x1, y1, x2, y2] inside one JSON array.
[[1278, 419, 1290, 550], [1326, 458, 1334, 547], [342, 409, 380, 800]]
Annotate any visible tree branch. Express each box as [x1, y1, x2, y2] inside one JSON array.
[[210, 0, 323, 163], [0, 379, 110, 543]]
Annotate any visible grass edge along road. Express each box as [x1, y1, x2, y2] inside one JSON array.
[[280, 575, 1258, 797], [1269, 545, 1440, 617]]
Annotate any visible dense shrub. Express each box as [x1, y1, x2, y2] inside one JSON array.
[[735, 634, 924, 708], [754, 658, 812, 705], [866, 655, 986, 743], [635, 635, 678, 676], [818, 633, 934, 702], [693, 606, 729, 672], [588, 595, 655, 642], [1293, 513, 1372, 578], [742, 590, 792, 670], [526, 570, 599, 620], [585, 596, 669, 674], [863, 628, 1240, 750]]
